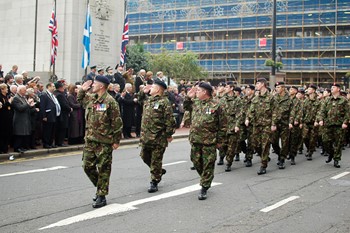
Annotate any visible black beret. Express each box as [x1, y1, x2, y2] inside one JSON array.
[[298, 88, 305, 94], [154, 79, 167, 89], [332, 83, 341, 88], [90, 65, 96, 69], [95, 75, 110, 85], [54, 81, 63, 89], [234, 87, 242, 93], [275, 81, 285, 87], [218, 82, 226, 87], [256, 78, 267, 84], [226, 81, 235, 87], [198, 82, 213, 94], [246, 84, 255, 90], [290, 85, 298, 91], [146, 79, 154, 85], [308, 84, 317, 90]]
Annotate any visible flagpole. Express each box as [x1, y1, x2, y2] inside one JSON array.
[[33, 0, 38, 71], [53, 0, 56, 76], [124, 0, 127, 71], [84, 0, 89, 77]]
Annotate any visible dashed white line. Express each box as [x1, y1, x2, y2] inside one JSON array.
[[163, 161, 187, 167], [260, 196, 300, 213], [39, 182, 222, 230], [0, 166, 68, 178], [331, 172, 350, 180]]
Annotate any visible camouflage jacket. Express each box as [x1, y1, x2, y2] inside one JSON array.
[[140, 94, 176, 147], [241, 95, 254, 126], [184, 96, 226, 145], [302, 95, 320, 124], [77, 90, 123, 145], [318, 95, 349, 126], [225, 95, 243, 134], [289, 95, 303, 124], [246, 90, 274, 127], [272, 93, 292, 126]]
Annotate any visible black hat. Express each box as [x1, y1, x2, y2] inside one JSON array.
[[290, 85, 298, 91], [97, 68, 104, 73], [105, 66, 112, 72], [275, 81, 285, 87], [226, 81, 235, 87], [246, 84, 255, 90], [256, 78, 267, 84], [198, 82, 213, 95], [332, 83, 341, 88], [234, 87, 242, 93], [90, 65, 96, 70], [308, 84, 317, 90], [298, 88, 305, 94], [325, 88, 331, 92], [154, 79, 167, 89], [218, 82, 226, 87], [95, 75, 110, 85], [54, 81, 63, 89]]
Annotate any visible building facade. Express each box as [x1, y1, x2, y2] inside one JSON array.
[[0, 0, 124, 84], [128, 0, 350, 86]]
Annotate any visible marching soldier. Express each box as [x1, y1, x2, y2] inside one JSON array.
[[216, 82, 228, 165], [139, 79, 176, 193], [184, 82, 226, 200], [288, 86, 302, 165], [245, 78, 274, 175], [78, 76, 123, 208], [318, 83, 349, 168]]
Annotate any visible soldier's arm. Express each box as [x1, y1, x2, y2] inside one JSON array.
[[271, 96, 278, 126], [164, 101, 177, 138], [216, 105, 226, 145], [109, 101, 123, 144], [77, 80, 92, 108], [235, 98, 244, 128]]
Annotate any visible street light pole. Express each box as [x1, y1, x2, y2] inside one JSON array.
[[270, 0, 277, 89]]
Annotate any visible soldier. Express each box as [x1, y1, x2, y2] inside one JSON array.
[[139, 79, 176, 193], [271, 81, 293, 169], [78, 76, 123, 208], [184, 82, 226, 200], [318, 83, 349, 168], [288, 86, 302, 165], [319, 88, 331, 156], [215, 82, 228, 165], [223, 83, 243, 171], [301, 84, 320, 161], [245, 78, 274, 175], [296, 88, 306, 154]]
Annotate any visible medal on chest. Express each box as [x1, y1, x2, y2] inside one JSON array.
[[95, 103, 106, 111], [153, 102, 159, 109]]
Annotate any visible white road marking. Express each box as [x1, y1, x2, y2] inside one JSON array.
[[0, 166, 68, 178], [163, 161, 187, 167], [260, 196, 300, 213], [39, 182, 222, 230], [331, 172, 350, 180]]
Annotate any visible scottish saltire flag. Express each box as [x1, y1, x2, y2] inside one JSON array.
[[119, 12, 129, 66], [82, 4, 92, 69], [48, 3, 58, 66]]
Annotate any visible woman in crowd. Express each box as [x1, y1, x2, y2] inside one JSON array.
[[67, 84, 84, 144], [0, 83, 13, 153]]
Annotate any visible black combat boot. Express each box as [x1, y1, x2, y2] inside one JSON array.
[[92, 195, 107, 208], [257, 167, 266, 175], [325, 155, 333, 163], [92, 195, 97, 201], [225, 164, 232, 172], [290, 157, 296, 165], [190, 166, 196, 170], [298, 149, 303, 154], [334, 160, 340, 168], [320, 148, 325, 155], [306, 152, 313, 161], [162, 169, 166, 175], [217, 157, 224, 165], [198, 187, 208, 200], [148, 181, 158, 193], [234, 154, 240, 161], [278, 159, 285, 169], [245, 159, 252, 167]]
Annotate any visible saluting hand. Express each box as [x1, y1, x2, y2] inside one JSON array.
[[82, 80, 92, 91]]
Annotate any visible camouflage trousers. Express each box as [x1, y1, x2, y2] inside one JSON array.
[[322, 126, 346, 161], [83, 140, 113, 196], [252, 125, 271, 168], [140, 144, 166, 183], [191, 143, 216, 189], [302, 124, 318, 154], [271, 124, 290, 160], [218, 140, 228, 160], [226, 133, 240, 165], [241, 126, 254, 160], [289, 125, 302, 157]]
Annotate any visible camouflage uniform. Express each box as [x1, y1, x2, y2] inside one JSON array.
[[216, 94, 228, 163], [288, 95, 303, 160], [318, 95, 349, 163], [184, 96, 226, 189], [225, 95, 243, 166], [78, 89, 123, 196], [246, 90, 274, 168], [241, 95, 255, 162], [140, 92, 176, 184], [271, 93, 293, 163], [301, 94, 321, 157]]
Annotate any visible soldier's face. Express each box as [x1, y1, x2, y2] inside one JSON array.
[[289, 88, 297, 95], [92, 81, 104, 93], [275, 85, 284, 94], [331, 86, 340, 95], [307, 88, 315, 94], [149, 84, 159, 96], [255, 82, 264, 91], [196, 87, 207, 100]]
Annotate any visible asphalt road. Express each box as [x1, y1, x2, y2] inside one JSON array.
[[0, 139, 349, 233]]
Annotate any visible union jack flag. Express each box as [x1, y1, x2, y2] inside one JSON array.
[[119, 12, 129, 66], [48, 4, 58, 66]]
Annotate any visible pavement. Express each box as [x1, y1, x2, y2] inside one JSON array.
[[0, 127, 190, 162]]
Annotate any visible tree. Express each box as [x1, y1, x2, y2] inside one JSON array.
[[149, 49, 207, 81], [125, 43, 151, 72]]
